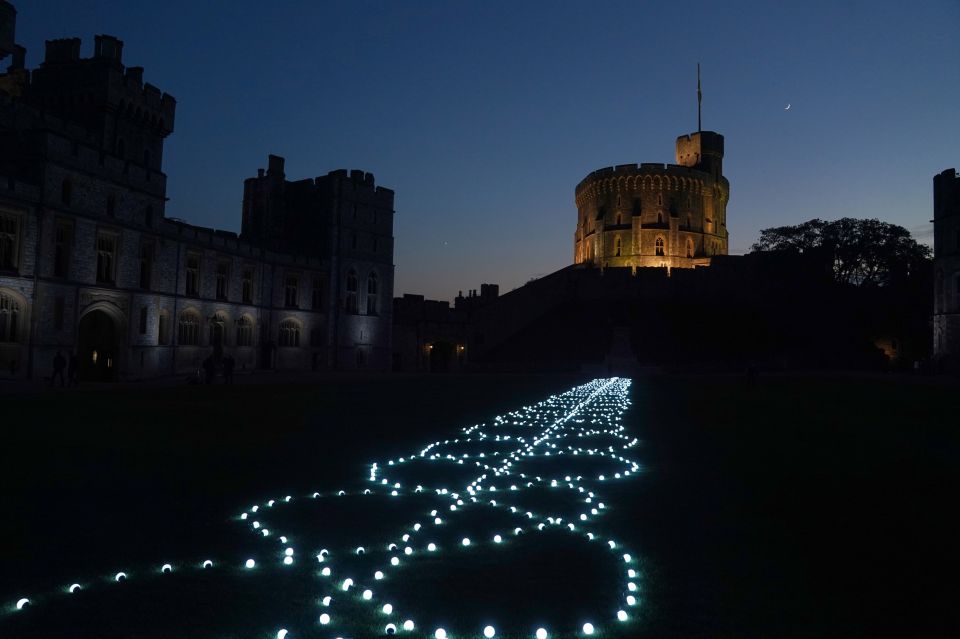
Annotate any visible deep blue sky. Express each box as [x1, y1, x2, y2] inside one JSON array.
[[14, 1, 960, 301]]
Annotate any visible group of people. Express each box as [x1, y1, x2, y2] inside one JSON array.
[[201, 352, 236, 384], [50, 350, 79, 387]]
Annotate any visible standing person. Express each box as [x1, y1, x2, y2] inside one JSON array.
[[67, 351, 79, 387], [51, 350, 66, 387], [222, 352, 235, 384]]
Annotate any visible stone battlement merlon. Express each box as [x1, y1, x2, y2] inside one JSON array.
[[574, 161, 718, 198]]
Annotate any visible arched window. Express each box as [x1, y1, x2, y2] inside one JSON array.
[[178, 310, 200, 346], [367, 271, 379, 315], [0, 291, 22, 343], [614, 236, 622, 257], [345, 269, 358, 314], [655, 237, 665, 256], [279, 319, 300, 347], [208, 311, 227, 347], [686, 238, 694, 258], [236, 315, 254, 347]]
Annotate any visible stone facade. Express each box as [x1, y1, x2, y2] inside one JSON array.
[[933, 168, 960, 368], [574, 131, 729, 270], [0, 10, 393, 381]]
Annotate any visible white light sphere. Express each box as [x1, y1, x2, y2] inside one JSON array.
[[434, 629, 447, 639], [363, 589, 373, 600], [484, 625, 496, 637], [536, 628, 548, 639], [15, 598, 29, 610], [626, 595, 637, 606], [623, 553, 632, 563], [252, 521, 261, 529], [628, 582, 637, 592], [617, 610, 628, 621], [461, 537, 471, 547], [628, 569, 636, 578], [161, 563, 172, 573], [285, 548, 294, 557], [608, 541, 616, 549], [582, 622, 595, 635], [245, 559, 256, 569], [277, 630, 287, 639], [386, 623, 397, 635], [427, 543, 437, 551], [434, 517, 442, 525], [321, 596, 332, 606], [341, 578, 354, 591], [404, 547, 413, 555], [69, 584, 81, 593], [375, 570, 385, 580], [203, 560, 213, 568], [390, 556, 400, 566], [382, 603, 393, 614], [319, 613, 331, 625], [283, 556, 293, 565], [493, 534, 502, 543], [240, 513, 248, 520], [321, 567, 332, 576], [403, 620, 415, 631], [356, 546, 365, 555]]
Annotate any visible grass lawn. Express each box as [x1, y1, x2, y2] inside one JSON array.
[[0, 373, 957, 637]]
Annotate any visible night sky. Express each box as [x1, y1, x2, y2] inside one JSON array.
[[13, 1, 960, 301]]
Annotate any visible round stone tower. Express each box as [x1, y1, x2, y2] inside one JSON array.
[[574, 131, 729, 269]]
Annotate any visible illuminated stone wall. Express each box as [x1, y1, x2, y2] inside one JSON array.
[[573, 131, 729, 270]]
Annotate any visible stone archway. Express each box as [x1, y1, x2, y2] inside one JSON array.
[[77, 309, 120, 381]]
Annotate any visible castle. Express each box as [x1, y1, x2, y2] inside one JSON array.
[[933, 168, 960, 368], [0, 2, 394, 381], [574, 130, 729, 269]]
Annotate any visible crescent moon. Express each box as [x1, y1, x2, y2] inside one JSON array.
[[785, 103, 791, 110]]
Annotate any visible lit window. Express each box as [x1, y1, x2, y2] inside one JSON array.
[[655, 237, 665, 256], [367, 272, 378, 315], [284, 276, 299, 308], [0, 291, 21, 342], [178, 310, 200, 345], [279, 319, 300, 347], [236, 315, 253, 346], [96, 233, 117, 284]]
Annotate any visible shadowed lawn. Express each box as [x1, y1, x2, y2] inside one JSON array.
[[1, 373, 958, 637]]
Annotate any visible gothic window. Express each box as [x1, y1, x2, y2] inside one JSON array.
[[61, 180, 72, 206], [208, 311, 227, 347], [241, 268, 254, 303], [279, 319, 300, 347], [312, 277, 324, 310], [615, 236, 622, 257], [0, 212, 20, 272], [216, 260, 230, 300], [236, 315, 254, 347], [185, 254, 200, 296], [655, 237, 665, 256], [0, 291, 21, 342], [367, 271, 379, 315], [345, 269, 358, 314], [139, 242, 154, 290], [178, 310, 200, 346], [284, 275, 299, 308], [686, 238, 694, 258], [96, 232, 117, 284], [53, 221, 71, 277]]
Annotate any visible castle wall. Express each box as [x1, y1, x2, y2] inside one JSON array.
[[933, 168, 960, 368]]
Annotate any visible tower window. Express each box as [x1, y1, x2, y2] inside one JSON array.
[[139, 242, 154, 289], [185, 254, 200, 296], [236, 315, 253, 347], [279, 319, 300, 347], [96, 233, 117, 284], [0, 291, 22, 343], [216, 261, 230, 300], [615, 236, 622, 257], [345, 269, 358, 314], [177, 310, 200, 346], [655, 237, 665, 256], [284, 275, 299, 308], [241, 269, 254, 303], [367, 271, 379, 315]]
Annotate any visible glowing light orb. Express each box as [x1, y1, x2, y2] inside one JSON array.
[[386, 623, 397, 634], [608, 541, 616, 549], [240, 513, 248, 520], [253, 521, 261, 529], [626, 595, 636, 606], [382, 603, 393, 614], [356, 546, 365, 555], [283, 556, 293, 565], [16, 598, 29, 610], [623, 553, 632, 563], [322, 596, 332, 606], [362, 589, 373, 600], [582, 622, 595, 635], [403, 620, 415, 631], [493, 534, 502, 543], [68, 584, 81, 593], [277, 630, 287, 639], [202, 560, 213, 568], [161, 563, 172, 573], [461, 537, 471, 547], [434, 518, 442, 525], [319, 613, 331, 625], [245, 559, 256, 569], [321, 567, 331, 576], [536, 628, 548, 639], [115, 572, 127, 582], [341, 578, 354, 591], [375, 571, 385, 580], [427, 543, 437, 551], [628, 569, 636, 578], [484, 625, 496, 637], [434, 629, 447, 639], [285, 548, 294, 557], [617, 610, 628, 621], [628, 582, 637, 592]]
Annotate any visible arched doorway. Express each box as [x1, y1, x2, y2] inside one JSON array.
[[77, 309, 119, 381], [428, 340, 455, 373]]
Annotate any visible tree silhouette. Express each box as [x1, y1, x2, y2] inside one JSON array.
[[751, 218, 931, 287]]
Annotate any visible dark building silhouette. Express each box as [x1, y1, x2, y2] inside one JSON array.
[[0, 4, 394, 380], [934, 168, 960, 369]]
